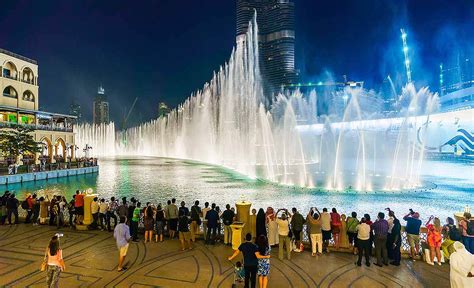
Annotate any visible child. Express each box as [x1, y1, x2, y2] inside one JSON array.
[[234, 261, 245, 282]]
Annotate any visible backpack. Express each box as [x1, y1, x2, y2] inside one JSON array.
[[448, 224, 462, 241], [467, 220, 474, 236], [21, 200, 29, 209]]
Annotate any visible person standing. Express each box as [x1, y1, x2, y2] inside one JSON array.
[[459, 212, 474, 254], [131, 202, 141, 242], [178, 210, 192, 250], [386, 209, 395, 259], [117, 198, 128, 220], [57, 196, 66, 229], [127, 198, 137, 226], [371, 212, 389, 267], [256, 235, 271, 288], [190, 200, 201, 242], [276, 209, 292, 260], [114, 216, 131, 272], [250, 209, 257, 240], [0, 191, 10, 225], [74, 190, 84, 225], [265, 208, 278, 246], [320, 208, 332, 253], [222, 204, 235, 246], [205, 203, 219, 244], [426, 216, 443, 265], [356, 217, 371, 267], [67, 196, 75, 228], [155, 204, 165, 242], [98, 198, 109, 231], [25, 193, 34, 223], [45, 235, 66, 287], [307, 207, 323, 256], [167, 199, 179, 239], [330, 208, 342, 250], [108, 197, 118, 231], [346, 212, 359, 254], [201, 202, 210, 241], [441, 217, 461, 260], [6, 193, 19, 225], [39, 196, 49, 225], [449, 241, 474, 288], [228, 233, 259, 288], [403, 210, 422, 260], [32, 194, 40, 225], [290, 207, 305, 252], [91, 197, 100, 229], [144, 204, 154, 243], [389, 213, 402, 266]]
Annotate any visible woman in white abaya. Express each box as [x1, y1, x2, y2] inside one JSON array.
[[450, 241, 474, 288]]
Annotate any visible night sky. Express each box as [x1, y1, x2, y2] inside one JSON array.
[[1, 0, 472, 126]]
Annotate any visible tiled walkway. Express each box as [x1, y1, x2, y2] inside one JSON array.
[[0, 224, 450, 287]]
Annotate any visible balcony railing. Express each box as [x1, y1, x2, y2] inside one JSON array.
[[21, 79, 35, 85], [0, 121, 73, 132], [2, 74, 18, 80]]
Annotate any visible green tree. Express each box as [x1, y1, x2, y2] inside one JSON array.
[[0, 125, 42, 163]]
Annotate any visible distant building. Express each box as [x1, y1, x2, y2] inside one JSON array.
[[236, 0, 298, 95], [69, 101, 82, 124], [158, 102, 170, 118], [93, 85, 109, 124], [0, 48, 76, 163], [439, 53, 474, 112]]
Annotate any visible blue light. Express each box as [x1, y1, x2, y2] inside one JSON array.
[[403, 47, 408, 53], [317, 81, 323, 86]]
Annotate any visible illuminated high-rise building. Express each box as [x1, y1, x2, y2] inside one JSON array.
[[93, 85, 109, 124], [236, 0, 298, 95]]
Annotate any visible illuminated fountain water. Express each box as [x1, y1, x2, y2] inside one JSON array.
[[76, 15, 442, 192]]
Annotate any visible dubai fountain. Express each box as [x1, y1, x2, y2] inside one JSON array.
[[76, 15, 443, 192]]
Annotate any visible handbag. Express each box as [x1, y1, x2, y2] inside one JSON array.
[[40, 248, 48, 272]]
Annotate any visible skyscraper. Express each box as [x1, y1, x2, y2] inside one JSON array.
[[93, 85, 109, 124], [236, 0, 298, 94], [69, 101, 82, 124]]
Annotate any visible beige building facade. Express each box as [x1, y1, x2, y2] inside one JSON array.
[[0, 48, 76, 163]]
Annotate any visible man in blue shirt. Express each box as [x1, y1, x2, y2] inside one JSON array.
[[114, 216, 131, 272], [228, 233, 258, 288], [403, 210, 422, 260], [205, 203, 219, 245]]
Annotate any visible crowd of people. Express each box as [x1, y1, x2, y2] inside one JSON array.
[[1, 189, 474, 288]]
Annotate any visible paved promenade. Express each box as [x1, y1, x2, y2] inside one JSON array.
[[0, 224, 450, 287]]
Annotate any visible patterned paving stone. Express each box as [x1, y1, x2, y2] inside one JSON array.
[[0, 224, 450, 287]]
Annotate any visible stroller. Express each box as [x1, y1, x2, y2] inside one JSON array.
[[231, 261, 245, 287]]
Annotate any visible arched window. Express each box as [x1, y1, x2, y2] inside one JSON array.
[[2, 86, 18, 98], [22, 67, 35, 84], [2, 61, 18, 79], [22, 90, 35, 102]]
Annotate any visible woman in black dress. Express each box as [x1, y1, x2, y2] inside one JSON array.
[[144, 205, 155, 243], [256, 208, 266, 241]]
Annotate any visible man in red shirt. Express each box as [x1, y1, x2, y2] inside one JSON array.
[[74, 190, 85, 225], [25, 193, 34, 223]]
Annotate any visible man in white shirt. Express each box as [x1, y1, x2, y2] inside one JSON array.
[[201, 202, 211, 241], [276, 208, 292, 260], [320, 208, 332, 253], [356, 217, 371, 267], [91, 197, 100, 229]]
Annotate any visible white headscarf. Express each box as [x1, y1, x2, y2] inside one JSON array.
[[450, 241, 474, 288]]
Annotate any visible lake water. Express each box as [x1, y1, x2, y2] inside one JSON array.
[[2, 157, 472, 222]]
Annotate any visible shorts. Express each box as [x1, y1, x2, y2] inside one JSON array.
[[76, 206, 84, 216], [119, 244, 129, 257], [322, 230, 332, 241], [407, 233, 420, 248], [179, 231, 191, 241], [293, 230, 302, 241], [169, 219, 178, 231], [155, 221, 164, 235]]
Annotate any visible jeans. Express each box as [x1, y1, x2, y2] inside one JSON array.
[[25, 209, 33, 223], [310, 233, 323, 254], [56, 212, 64, 228], [357, 239, 370, 265], [46, 265, 61, 288], [99, 213, 107, 229], [278, 234, 291, 260], [206, 226, 217, 244], [224, 224, 232, 244], [7, 208, 18, 224], [107, 211, 117, 230], [462, 236, 474, 254], [131, 221, 138, 240], [244, 264, 257, 288], [374, 236, 388, 265], [392, 240, 401, 264], [32, 209, 40, 224]]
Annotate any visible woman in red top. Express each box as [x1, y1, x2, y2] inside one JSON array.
[[330, 208, 342, 250], [426, 216, 443, 265]]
